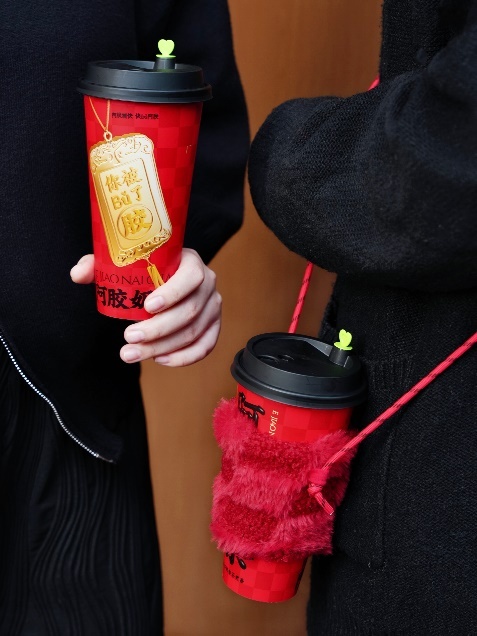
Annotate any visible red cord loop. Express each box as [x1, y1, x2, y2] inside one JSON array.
[[307, 467, 334, 515], [307, 483, 335, 516]]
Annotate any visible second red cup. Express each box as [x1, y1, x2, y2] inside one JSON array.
[[223, 332, 367, 602]]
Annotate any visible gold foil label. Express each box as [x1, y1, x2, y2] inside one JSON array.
[[90, 133, 172, 267]]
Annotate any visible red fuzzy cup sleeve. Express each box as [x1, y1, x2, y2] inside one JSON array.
[[211, 398, 357, 563]]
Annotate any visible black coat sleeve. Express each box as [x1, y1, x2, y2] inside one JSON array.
[[248, 3, 477, 292], [135, 0, 250, 263]]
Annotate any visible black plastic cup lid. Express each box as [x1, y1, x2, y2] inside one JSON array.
[[231, 333, 367, 409], [77, 59, 212, 103]]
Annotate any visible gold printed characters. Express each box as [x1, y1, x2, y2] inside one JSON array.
[[90, 133, 172, 267]]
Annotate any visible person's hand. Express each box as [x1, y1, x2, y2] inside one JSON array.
[[70, 249, 222, 367], [70, 254, 95, 284]]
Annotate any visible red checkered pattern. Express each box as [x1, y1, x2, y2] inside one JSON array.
[[237, 386, 352, 443], [222, 554, 306, 603], [84, 97, 202, 320]]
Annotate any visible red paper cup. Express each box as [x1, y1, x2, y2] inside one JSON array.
[[221, 385, 352, 602], [78, 56, 211, 319], [222, 333, 366, 602], [84, 97, 202, 319], [222, 553, 306, 603]]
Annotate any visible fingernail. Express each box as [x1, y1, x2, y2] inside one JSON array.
[[145, 295, 165, 313], [125, 330, 145, 344], [154, 355, 170, 365], [122, 348, 141, 363]]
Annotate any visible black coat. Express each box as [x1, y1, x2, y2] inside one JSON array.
[[248, 0, 477, 633], [0, 0, 249, 463], [0, 1, 248, 633]]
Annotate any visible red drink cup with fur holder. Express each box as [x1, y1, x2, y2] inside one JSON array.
[[78, 40, 211, 319], [223, 332, 366, 602]]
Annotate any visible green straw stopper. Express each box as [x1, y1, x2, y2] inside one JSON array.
[[157, 39, 176, 58], [334, 330, 353, 351]]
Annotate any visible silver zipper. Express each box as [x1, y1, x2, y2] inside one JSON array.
[[0, 332, 112, 462]]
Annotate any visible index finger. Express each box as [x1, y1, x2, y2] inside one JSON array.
[[143, 249, 205, 314]]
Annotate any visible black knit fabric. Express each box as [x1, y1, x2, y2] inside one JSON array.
[[0, 345, 162, 635], [248, 0, 477, 633]]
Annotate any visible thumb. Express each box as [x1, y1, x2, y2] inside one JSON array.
[[70, 254, 95, 284]]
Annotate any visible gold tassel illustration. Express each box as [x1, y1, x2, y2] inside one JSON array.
[[147, 258, 164, 288]]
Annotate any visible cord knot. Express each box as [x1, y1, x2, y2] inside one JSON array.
[[307, 467, 334, 516]]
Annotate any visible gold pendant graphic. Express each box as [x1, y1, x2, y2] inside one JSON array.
[[89, 133, 172, 282]]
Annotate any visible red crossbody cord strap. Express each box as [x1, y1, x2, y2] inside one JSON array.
[[308, 330, 477, 513]]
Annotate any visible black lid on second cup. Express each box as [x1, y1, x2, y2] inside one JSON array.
[[231, 333, 367, 409], [78, 58, 212, 103]]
